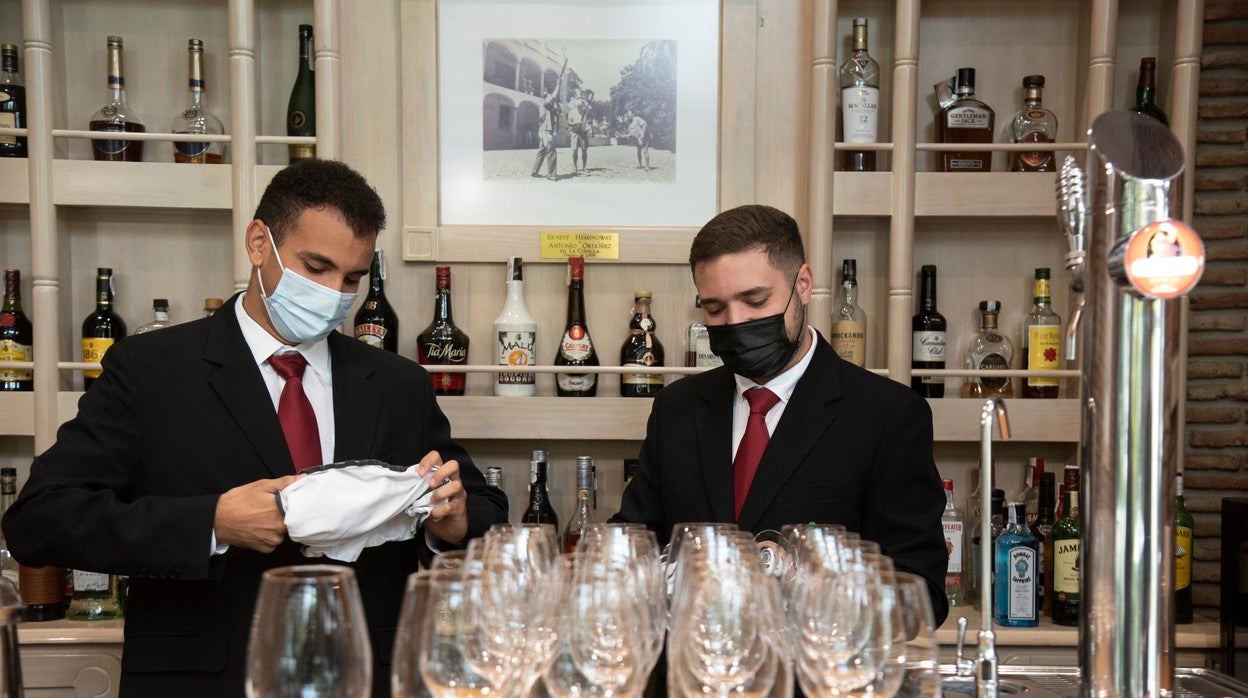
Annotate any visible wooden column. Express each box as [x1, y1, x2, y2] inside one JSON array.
[[228, 0, 257, 291], [806, 0, 838, 334], [886, 0, 919, 384]]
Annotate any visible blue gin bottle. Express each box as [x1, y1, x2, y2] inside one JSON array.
[[994, 502, 1040, 627]]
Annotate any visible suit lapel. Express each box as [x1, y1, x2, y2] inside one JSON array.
[[737, 337, 843, 531], [696, 369, 737, 523], [328, 334, 380, 461]]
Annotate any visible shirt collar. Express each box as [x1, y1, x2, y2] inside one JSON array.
[[732, 325, 817, 404], [236, 291, 332, 381]]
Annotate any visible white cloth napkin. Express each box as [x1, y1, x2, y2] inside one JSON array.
[[278, 460, 437, 562]]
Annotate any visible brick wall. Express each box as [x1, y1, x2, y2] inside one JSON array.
[[1189, 0, 1248, 618]]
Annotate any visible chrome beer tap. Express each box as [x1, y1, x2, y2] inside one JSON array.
[[1057, 155, 1088, 361]]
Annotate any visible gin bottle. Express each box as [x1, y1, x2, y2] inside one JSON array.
[[994, 502, 1040, 627]]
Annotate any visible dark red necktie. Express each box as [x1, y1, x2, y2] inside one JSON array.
[[269, 353, 323, 472], [733, 387, 780, 520]]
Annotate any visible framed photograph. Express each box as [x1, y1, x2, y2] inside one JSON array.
[[437, 0, 720, 227]]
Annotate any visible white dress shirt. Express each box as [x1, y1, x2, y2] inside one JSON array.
[[730, 326, 818, 462]]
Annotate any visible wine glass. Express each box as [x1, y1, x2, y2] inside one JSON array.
[[886, 572, 940, 698], [392, 570, 461, 698], [790, 564, 887, 697], [418, 570, 517, 696], [245, 564, 372, 698]]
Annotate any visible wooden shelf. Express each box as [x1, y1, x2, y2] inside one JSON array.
[[831, 172, 892, 216], [915, 172, 1058, 217], [0, 158, 29, 205], [0, 392, 33, 436], [46, 161, 285, 210], [929, 398, 1079, 442]]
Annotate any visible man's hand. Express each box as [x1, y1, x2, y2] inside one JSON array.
[[214, 475, 300, 553], [416, 451, 468, 546]]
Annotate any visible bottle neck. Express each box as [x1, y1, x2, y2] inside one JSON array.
[[300, 34, 314, 74], [920, 274, 938, 311], [567, 279, 586, 327], [433, 284, 453, 323], [96, 277, 114, 311], [1032, 278, 1051, 306], [841, 278, 858, 304], [1136, 64, 1157, 103], [980, 312, 999, 331], [506, 278, 526, 304], [852, 25, 869, 52], [1, 52, 17, 78], [3, 272, 21, 311], [1024, 87, 1044, 107], [106, 46, 126, 103]]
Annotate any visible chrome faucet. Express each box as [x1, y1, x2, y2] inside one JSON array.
[[973, 398, 1010, 698], [1057, 155, 1088, 361]]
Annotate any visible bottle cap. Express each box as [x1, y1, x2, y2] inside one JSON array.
[[203, 297, 224, 311], [531, 448, 548, 463], [567, 255, 585, 280], [978, 300, 1002, 313], [921, 264, 937, 276], [842, 259, 857, 280], [634, 290, 652, 299], [507, 256, 523, 282], [956, 67, 975, 90], [1034, 267, 1051, 279], [97, 267, 112, 276], [1022, 74, 1045, 88], [152, 298, 169, 309], [1, 44, 16, 55], [435, 265, 451, 288], [942, 478, 954, 492], [852, 17, 867, 28], [299, 24, 313, 37], [107, 36, 123, 47]]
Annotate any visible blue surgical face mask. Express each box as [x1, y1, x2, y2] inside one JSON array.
[[256, 224, 357, 345]]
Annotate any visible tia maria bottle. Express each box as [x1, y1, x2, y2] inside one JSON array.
[[81, 267, 126, 390], [0, 269, 33, 391], [555, 256, 598, 397], [417, 266, 469, 395], [354, 250, 399, 352]]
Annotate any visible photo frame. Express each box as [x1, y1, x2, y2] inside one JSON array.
[[437, 0, 720, 227]]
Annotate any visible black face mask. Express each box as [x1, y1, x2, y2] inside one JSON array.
[[706, 280, 804, 381]]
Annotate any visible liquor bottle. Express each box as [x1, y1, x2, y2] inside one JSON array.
[[203, 297, 224, 317], [961, 300, 1012, 398], [286, 24, 316, 163], [354, 250, 399, 352], [619, 290, 665, 397], [67, 570, 122, 620], [941, 479, 965, 606], [1131, 57, 1169, 126], [89, 36, 145, 162], [1051, 488, 1081, 626], [1037, 471, 1056, 617], [520, 450, 559, 528], [839, 18, 880, 172], [685, 297, 722, 368], [1019, 457, 1043, 529], [970, 488, 1005, 612], [0, 269, 33, 391], [493, 256, 537, 396], [81, 267, 127, 390], [994, 502, 1040, 627], [133, 298, 171, 334], [939, 67, 994, 172], [1056, 462, 1080, 519], [555, 256, 598, 397], [562, 456, 597, 554], [18, 562, 67, 621], [1009, 74, 1057, 172], [170, 39, 224, 164], [911, 265, 946, 397], [0, 468, 19, 587], [416, 266, 469, 396], [0, 43, 27, 158], [484, 466, 503, 490], [831, 259, 867, 367], [1021, 268, 1061, 399], [1174, 472, 1194, 624]]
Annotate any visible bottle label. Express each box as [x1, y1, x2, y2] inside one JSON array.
[[557, 373, 596, 392], [948, 157, 988, 171], [1175, 525, 1192, 590], [1018, 130, 1053, 169], [421, 341, 468, 364], [692, 332, 722, 368], [497, 330, 536, 385], [943, 520, 963, 574], [946, 106, 991, 128], [830, 320, 866, 367], [18, 565, 64, 604], [354, 323, 388, 348], [977, 351, 1010, 391], [1027, 325, 1060, 387], [82, 337, 115, 379], [1053, 539, 1080, 594], [0, 112, 15, 144], [1007, 547, 1037, 620], [0, 339, 32, 381], [560, 327, 593, 361], [622, 350, 663, 386], [72, 570, 110, 592], [912, 331, 945, 362], [841, 85, 879, 143]]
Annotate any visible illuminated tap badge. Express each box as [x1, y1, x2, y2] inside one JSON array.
[[1121, 219, 1204, 299]]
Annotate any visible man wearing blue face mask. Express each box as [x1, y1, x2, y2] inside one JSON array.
[[3, 159, 508, 697], [613, 204, 949, 626]]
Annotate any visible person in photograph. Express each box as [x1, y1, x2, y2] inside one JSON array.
[[568, 88, 592, 172], [2, 159, 508, 697], [627, 109, 651, 170], [531, 58, 568, 181]]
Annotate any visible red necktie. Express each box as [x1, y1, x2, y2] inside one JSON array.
[[269, 353, 323, 472], [733, 387, 780, 520]]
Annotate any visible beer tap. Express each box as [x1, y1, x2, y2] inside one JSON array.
[[974, 397, 1009, 698], [1057, 155, 1088, 361]]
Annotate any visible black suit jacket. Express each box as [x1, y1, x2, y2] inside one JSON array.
[[614, 333, 949, 624], [2, 295, 508, 697]]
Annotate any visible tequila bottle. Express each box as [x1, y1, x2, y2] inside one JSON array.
[[961, 300, 1013, 398]]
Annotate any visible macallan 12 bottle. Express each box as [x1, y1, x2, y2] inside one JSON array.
[[0, 44, 27, 158], [911, 265, 946, 397], [81, 267, 127, 390], [939, 67, 994, 172], [354, 250, 399, 352], [494, 257, 537, 396], [171, 39, 224, 164], [90, 36, 145, 162], [839, 18, 880, 172], [416, 266, 469, 395], [286, 24, 316, 163], [0, 269, 33, 391], [619, 291, 664, 397], [555, 256, 598, 397]]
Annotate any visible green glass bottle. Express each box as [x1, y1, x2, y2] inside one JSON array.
[[1175, 472, 1194, 624], [286, 24, 315, 162], [1051, 488, 1081, 626], [1130, 57, 1169, 126]]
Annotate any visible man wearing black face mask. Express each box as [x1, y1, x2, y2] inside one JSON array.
[[613, 204, 949, 626]]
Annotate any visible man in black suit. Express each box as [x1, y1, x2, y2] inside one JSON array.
[[3, 160, 508, 697], [613, 204, 949, 625]]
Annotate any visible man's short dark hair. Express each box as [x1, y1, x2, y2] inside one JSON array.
[[254, 159, 387, 244], [689, 204, 805, 275]]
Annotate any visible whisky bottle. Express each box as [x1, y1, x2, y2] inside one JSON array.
[[1175, 472, 1194, 624], [1131, 57, 1169, 126], [203, 297, 223, 317], [1037, 471, 1056, 617], [170, 39, 224, 164], [0, 269, 33, 391], [939, 67, 994, 172], [838, 18, 880, 172], [619, 291, 665, 397], [685, 297, 721, 368], [994, 502, 1040, 627], [493, 256, 537, 396], [555, 256, 598, 397], [562, 456, 597, 554], [416, 266, 469, 395], [911, 265, 946, 397], [354, 250, 399, 352], [1022, 268, 1061, 398], [286, 24, 316, 163], [520, 450, 559, 528], [81, 267, 127, 390], [942, 479, 965, 607], [89, 36, 145, 162], [1009, 74, 1057, 172], [1056, 462, 1080, 519], [18, 563, 67, 621], [133, 298, 171, 334], [961, 300, 1012, 398], [0, 468, 19, 587], [0, 44, 27, 158], [831, 259, 867, 367], [1051, 488, 1081, 626], [67, 570, 123, 620]]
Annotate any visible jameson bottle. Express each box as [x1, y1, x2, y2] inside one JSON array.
[[520, 450, 559, 528], [838, 18, 879, 172], [562, 456, 597, 554], [1131, 57, 1169, 126], [0, 269, 33, 391], [0, 44, 27, 158], [89, 36, 145, 162], [494, 257, 537, 397], [171, 39, 224, 164], [619, 291, 665, 397], [1175, 472, 1194, 624], [1022, 268, 1061, 398], [354, 250, 399, 352], [911, 265, 946, 397], [1051, 488, 1081, 626], [555, 256, 598, 397], [831, 259, 867, 367], [82, 267, 127, 390], [939, 67, 994, 172], [286, 24, 316, 162], [417, 266, 469, 395], [994, 502, 1040, 627], [1009, 74, 1057, 172]]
